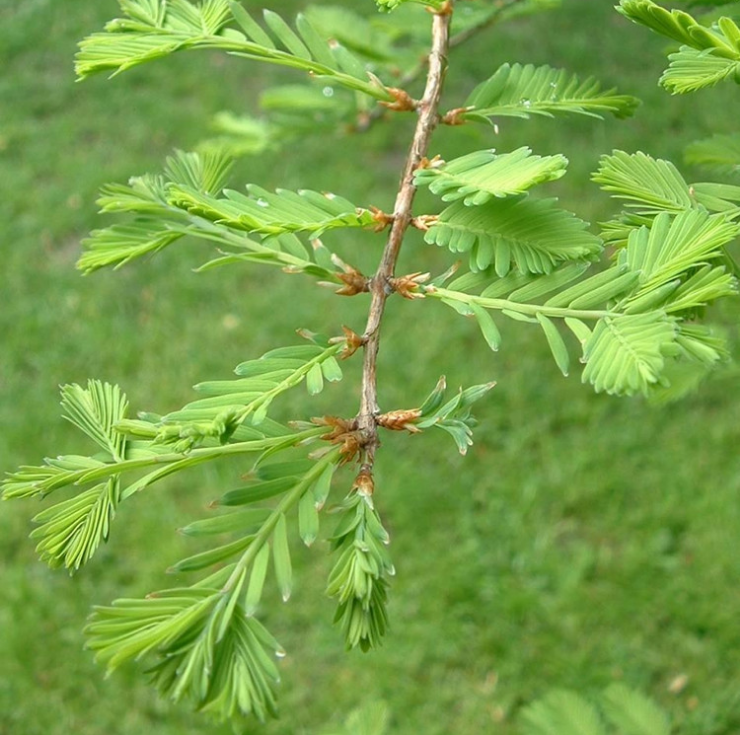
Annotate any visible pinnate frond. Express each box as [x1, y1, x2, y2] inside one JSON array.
[[168, 183, 375, 237], [662, 46, 740, 93], [617, 0, 740, 93], [76, 1, 393, 102], [60, 381, 129, 461], [593, 150, 740, 243], [79, 150, 354, 281], [462, 63, 639, 123], [414, 147, 568, 205], [582, 312, 678, 396], [617, 209, 740, 302], [160, 339, 345, 447], [593, 150, 694, 216], [30, 480, 119, 571], [415, 379, 496, 454], [424, 197, 601, 275], [327, 492, 393, 651], [86, 590, 283, 722]]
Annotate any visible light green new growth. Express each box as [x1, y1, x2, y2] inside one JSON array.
[[4, 0, 740, 726], [618, 0, 740, 92]]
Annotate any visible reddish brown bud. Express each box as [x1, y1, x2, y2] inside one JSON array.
[[441, 106, 474, 126], [380, 87, 418, 113], [416, 155, 444, 171], [335, 266, 369, 296], [336, 326, 365, 360], [377, 409, 422, 433], [368, 206, 395, 233], [352, 467, 375, 496], [390, 272, 430, 300], [312, 416, 365, 464], [411, 215, 439, 232]]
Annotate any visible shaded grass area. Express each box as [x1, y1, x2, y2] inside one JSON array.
[[1, 1, 739, 733]]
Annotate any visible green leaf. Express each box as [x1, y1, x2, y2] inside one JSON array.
[[582, 313, 678, 396], [321, 356, 343, 382], [272, 514, 292, 601], [218, 478, 296, 507], [425, 197, 601, 275], [60, 381, 129, 460], [246, 543, 270, 614], [312, 462, 335, 510], [179, 509, 271, 537], [617, 1, 740, 93], [414, 147, 568, 205], [618, 210, 740, 302], [164, 149, 233, 193], [76, 1, 393, 101], [470, 303, 502, 352], [665, 265, 738, 312], [691, 181, 740, 212], [169, 183, 375, 237], [298, 490, 320, 547], [463, 63, 639, 123], [537, 314, 570, 376], [306, 363, 325, 395], [162, 340, 342, 439], [263, 9, 310, 59], [169, 534, 253, 573], [662, 47, 740, 93], [544, 265, 638, 308], [508, 263, 589, 302], [86, 592, 283, 722], [592, 150, 694, 216], [30, 480, 119, 571]]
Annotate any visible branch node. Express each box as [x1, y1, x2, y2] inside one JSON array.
[[377, 409, 423, 433], [332, 257, 370, 296], [335, 326, 365, 360], [311, 416, 365, 464], [428, 0, 454, 16], [380, 87, 419, 113], [352, 466, 375, 497], [417, 154, 445, 171], [389, 272, 430, 300], [369, 206, 395, 232], [411, 215, 439, 232], [441, 106, 474, 126]]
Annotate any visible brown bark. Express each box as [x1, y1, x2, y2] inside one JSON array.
[[355, 3, 454, 467]]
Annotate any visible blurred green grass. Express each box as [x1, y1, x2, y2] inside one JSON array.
[[1, 1, 740, 734]]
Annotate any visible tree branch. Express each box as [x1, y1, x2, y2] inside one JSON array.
[[355, 0, 528, 133], [355, 3, 454, 470]]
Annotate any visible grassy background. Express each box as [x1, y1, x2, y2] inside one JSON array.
[[1, 1, 740, 733]]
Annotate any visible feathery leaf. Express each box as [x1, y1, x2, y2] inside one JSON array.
[[76, 1, 393, 101], [425, 197, 601, 275], [582, 312, 678, 396], [463, 63, 639, 123], [414, 147, 568, 205]]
